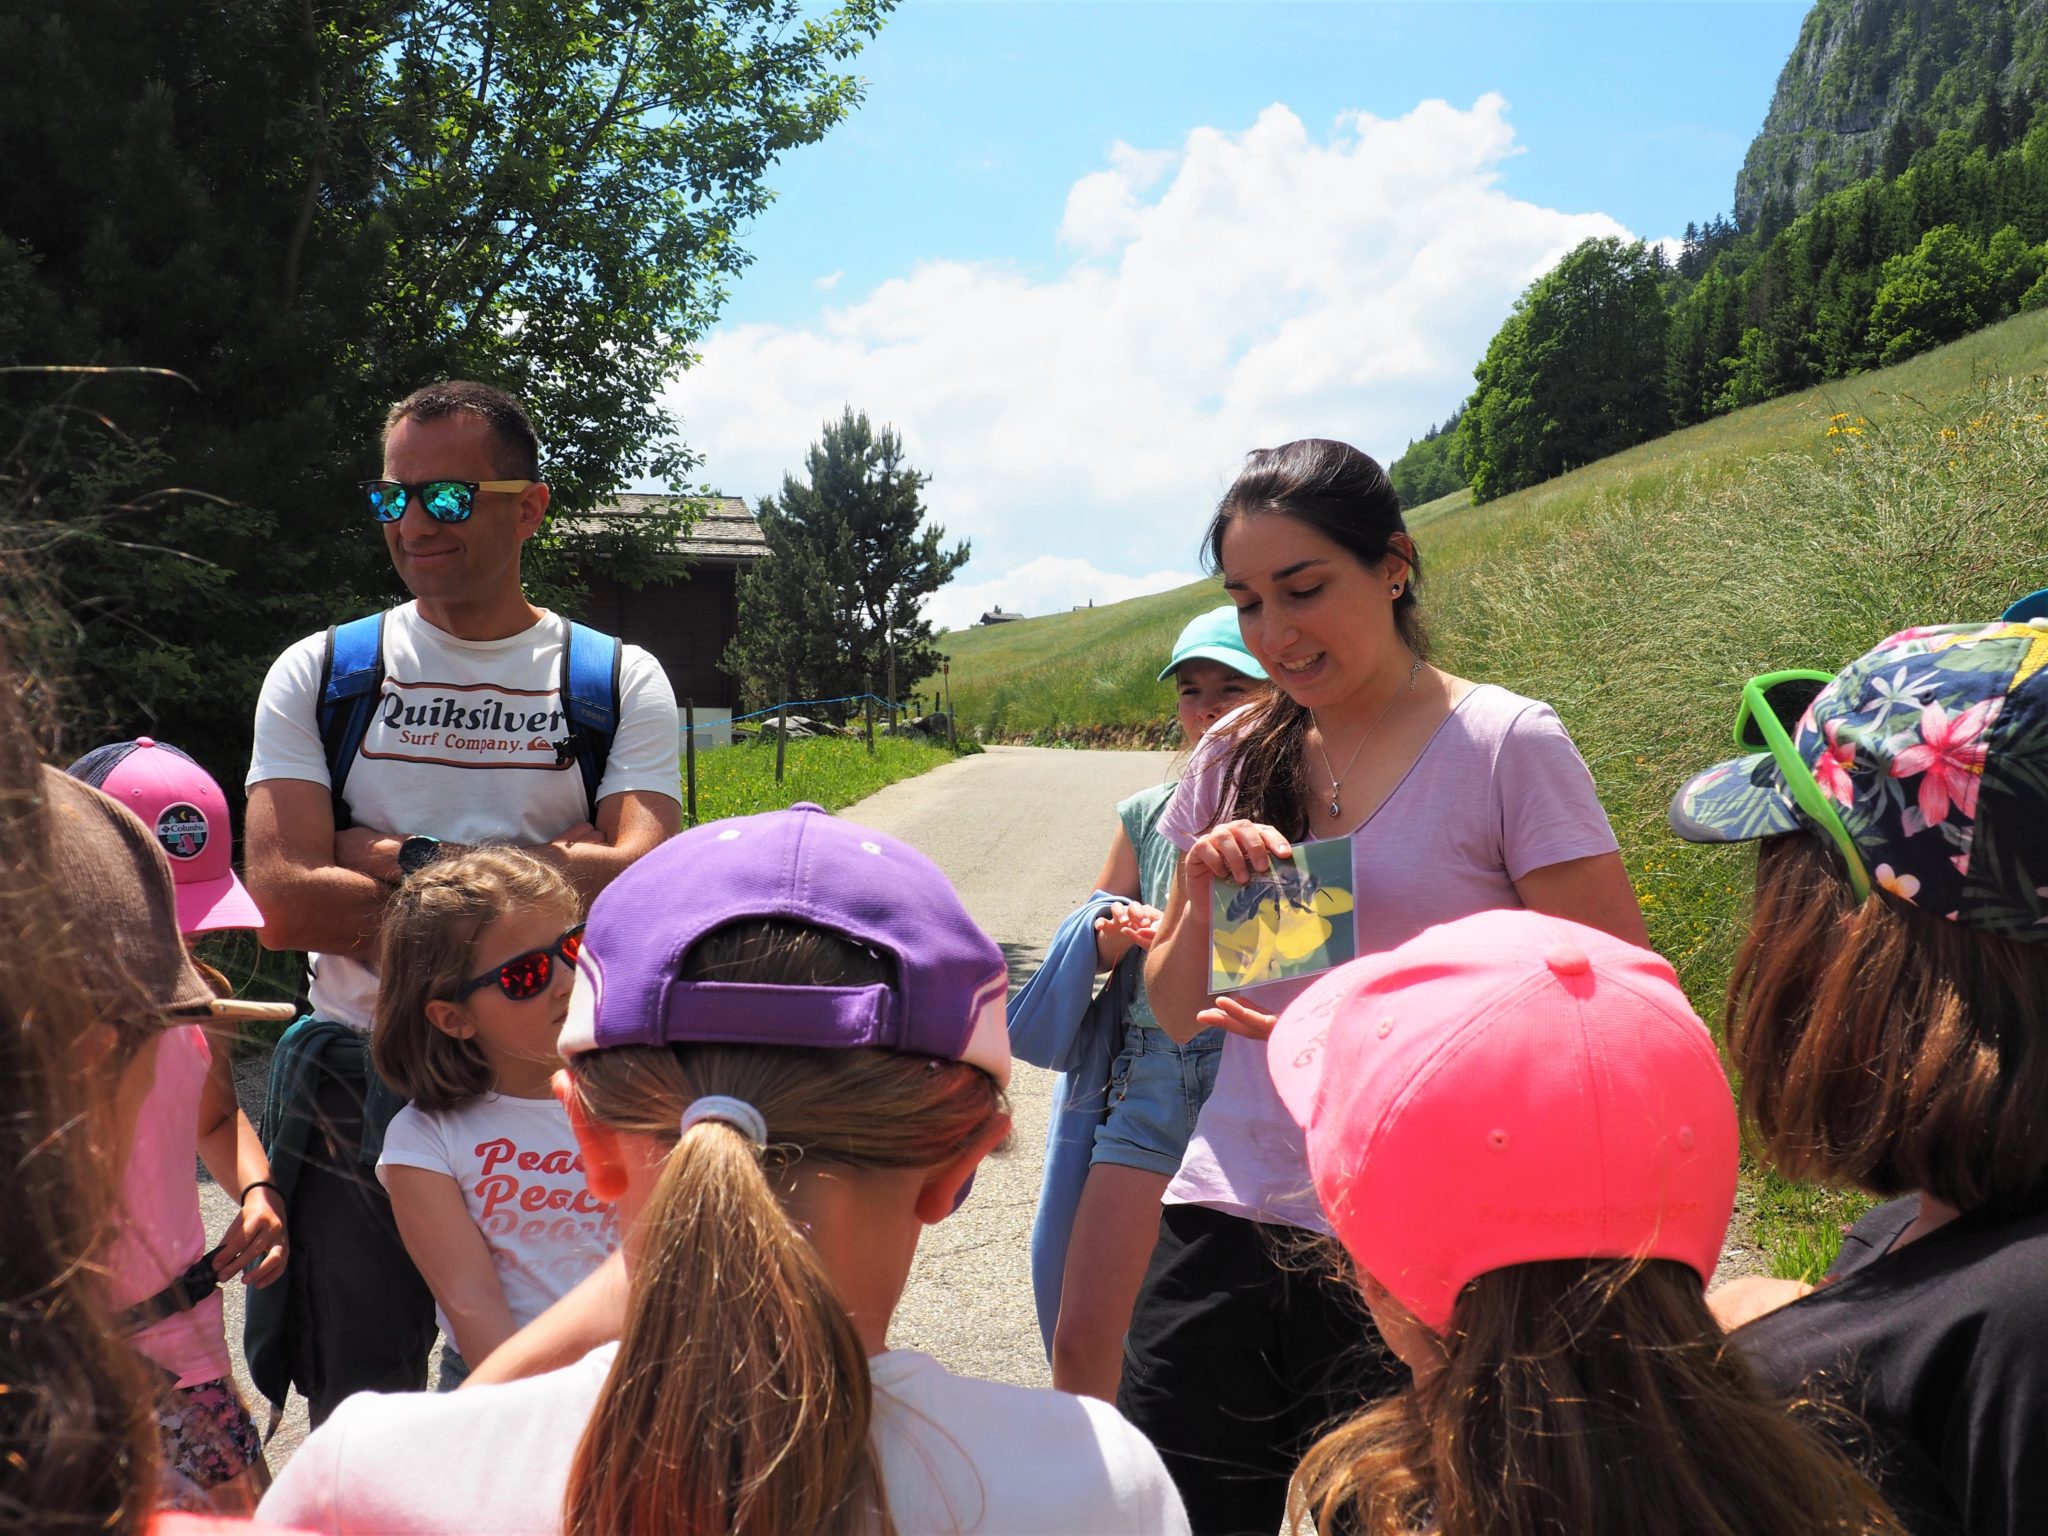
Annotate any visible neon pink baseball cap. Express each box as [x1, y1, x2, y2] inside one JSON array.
[[67, 738, 265, 936], [1267, 909, 1737, 1333]]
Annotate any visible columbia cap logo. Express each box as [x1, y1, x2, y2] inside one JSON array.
[[155, 803, 209, 860]]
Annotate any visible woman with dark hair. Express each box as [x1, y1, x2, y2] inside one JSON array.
[[1123, 440, 1645, 1535], [1672, 621, 2048, 1535]]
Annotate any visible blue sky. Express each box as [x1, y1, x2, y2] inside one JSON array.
[[658, 1, 1810, 628]]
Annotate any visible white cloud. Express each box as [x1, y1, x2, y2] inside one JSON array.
[[927, 555, 1199, 634], [812, 269, 843, 291], [666, 95, 1631, 611]]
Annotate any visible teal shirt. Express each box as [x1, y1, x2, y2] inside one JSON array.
[[1117, 781, 1203, 1040]]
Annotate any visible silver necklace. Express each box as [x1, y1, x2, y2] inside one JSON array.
[[1309, 652, 1422, 819]]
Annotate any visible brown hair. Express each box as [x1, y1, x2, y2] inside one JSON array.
[[1201, 439, 1428, 839], [384, 380, 542, 482], [0, 671, 159, 1531], [1290, 1258, 1900, 1536], [1728, 834, 2048, 1213], [561, 920, 1009, 1536], [372, 847, 581, 1110]]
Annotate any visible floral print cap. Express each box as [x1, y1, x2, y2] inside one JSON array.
[[1671, 619, 2048, 941]]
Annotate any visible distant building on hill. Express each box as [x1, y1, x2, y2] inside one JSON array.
[[978, 606, 1026, 625], [558, 493, 769, 711]]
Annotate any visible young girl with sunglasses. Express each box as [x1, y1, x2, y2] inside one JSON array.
[[371, 847, 616, 1387], [1672, 620, 2048, 1535], [264, 806, 1188, 1535]]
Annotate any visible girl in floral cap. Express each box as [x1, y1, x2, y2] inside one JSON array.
[[1671, 617, 2048, 1536]]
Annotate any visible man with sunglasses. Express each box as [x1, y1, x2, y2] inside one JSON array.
[[241, 380, 681, 1425]]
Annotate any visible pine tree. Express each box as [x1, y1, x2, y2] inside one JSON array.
[[724, 410, 969, 711]]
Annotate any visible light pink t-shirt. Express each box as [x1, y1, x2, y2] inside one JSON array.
[[1158, 684, 1620, 1229], [107, 1025, 231, 1387]]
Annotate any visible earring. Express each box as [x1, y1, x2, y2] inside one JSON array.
[[1390, 582, 1404, 598]]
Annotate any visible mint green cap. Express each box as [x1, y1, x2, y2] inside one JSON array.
[[1159, 605, 1268, 683]]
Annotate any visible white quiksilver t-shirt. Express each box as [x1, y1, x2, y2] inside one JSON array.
[[248, 603, 679, 1027]]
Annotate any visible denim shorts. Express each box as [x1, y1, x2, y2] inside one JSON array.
[[1090, 1024, 1224, 1175]]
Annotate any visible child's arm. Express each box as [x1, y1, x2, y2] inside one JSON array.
[[460, 1248, 628, 1388], [384, 1165, 520, 1366], [195, 1024, 287, 1288]]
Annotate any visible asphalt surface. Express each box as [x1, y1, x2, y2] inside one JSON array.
[[200, 744, 1177, 1466]]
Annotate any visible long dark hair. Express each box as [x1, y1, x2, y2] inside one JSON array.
[[0, 664, 160, 1532], [1201, 439, 1426, 838], [1729, 833, 2048, 1213], [1289, 1259, 1900, 1536]]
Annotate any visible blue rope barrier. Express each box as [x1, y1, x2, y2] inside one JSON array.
[[728, 692, 911, 726]]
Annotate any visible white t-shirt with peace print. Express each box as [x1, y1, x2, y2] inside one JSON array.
[[377, 1093, 619, 1345], [247, 602, 680, 1027]]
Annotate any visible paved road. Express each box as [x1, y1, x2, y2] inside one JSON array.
[[202, 745, 1177, 1464]]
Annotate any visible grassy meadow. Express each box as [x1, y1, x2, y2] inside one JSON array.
[[935, 306, 2048, 1277], [688, 733, 968, 821]]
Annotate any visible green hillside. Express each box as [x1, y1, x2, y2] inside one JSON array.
[[937, 305, 2048, 1276], [938, 304, 2048, 745]]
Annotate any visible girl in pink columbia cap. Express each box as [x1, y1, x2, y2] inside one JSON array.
[[1267, 909, 1899, 1536], [66, 739, 296, 1517], [261, 805, 1190, 1536]]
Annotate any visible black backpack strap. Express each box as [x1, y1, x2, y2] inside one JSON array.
[[316, 613, 387, 830], [555, 621, 622, 820]]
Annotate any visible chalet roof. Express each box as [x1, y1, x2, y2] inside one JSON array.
[[561, 493, 769, 566]]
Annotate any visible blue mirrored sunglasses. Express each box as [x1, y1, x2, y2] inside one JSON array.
[[360, 478, 535, 524]]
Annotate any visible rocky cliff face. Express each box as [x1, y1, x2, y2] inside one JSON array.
[[1734, 0, 2048, 229]]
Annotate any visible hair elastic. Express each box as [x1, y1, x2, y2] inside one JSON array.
[[679, 1094, 769, 1149]]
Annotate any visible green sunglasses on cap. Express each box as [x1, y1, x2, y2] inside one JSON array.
[[1734, 669, 1873, 903]]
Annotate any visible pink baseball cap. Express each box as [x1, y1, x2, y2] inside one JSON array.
[[67, 738, 265, 936], [1267, 909, 1737, 1334]]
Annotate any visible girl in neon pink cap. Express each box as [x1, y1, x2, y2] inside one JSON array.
[[1267, 908, 1897, 1536]]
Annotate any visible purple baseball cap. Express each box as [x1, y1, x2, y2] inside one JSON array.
[[558, 803, 1011, 1085]]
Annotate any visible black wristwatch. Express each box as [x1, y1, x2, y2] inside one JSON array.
[[398, 835, 444, 877]]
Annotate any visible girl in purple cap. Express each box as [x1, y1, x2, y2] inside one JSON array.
[[262, 806, 1190, 1535], [1125, 440, 1646, 1535]]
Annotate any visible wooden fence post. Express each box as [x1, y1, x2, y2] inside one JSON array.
[[864, 676, 875, 755], [683, 698, 698, 825], [775, 704, 787, 785]]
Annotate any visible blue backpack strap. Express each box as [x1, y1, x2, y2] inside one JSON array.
[[558, 621, 622, 819], [316, 613, 386, 828]]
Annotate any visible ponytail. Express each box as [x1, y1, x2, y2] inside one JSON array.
[[565, 1113, 882, 1535], [562, 921, 1008, 1536]]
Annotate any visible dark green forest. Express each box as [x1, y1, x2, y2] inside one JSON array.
[[1395, 0, 2048, 506]]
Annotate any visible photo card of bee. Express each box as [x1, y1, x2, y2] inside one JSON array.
[[1208, 835, 1358, 993]]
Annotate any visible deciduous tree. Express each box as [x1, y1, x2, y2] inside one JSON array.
[[0, 0, 890, 792]]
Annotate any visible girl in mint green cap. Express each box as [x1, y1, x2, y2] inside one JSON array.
[[1050, 605, 1268, 1401]]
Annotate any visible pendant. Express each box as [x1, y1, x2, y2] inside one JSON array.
[[1328, 794, 1341, 818]]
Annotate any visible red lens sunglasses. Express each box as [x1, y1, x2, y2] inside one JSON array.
[[456, 924, 585, 1003]]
